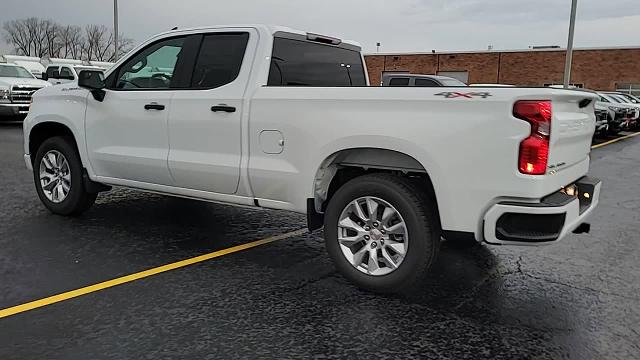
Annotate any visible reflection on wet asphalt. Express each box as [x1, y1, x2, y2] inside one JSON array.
[[1, 123, 639, 359]]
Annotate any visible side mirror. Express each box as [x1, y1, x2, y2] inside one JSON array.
[[41, 72, 48, 81], [78, 70, 106, 102]]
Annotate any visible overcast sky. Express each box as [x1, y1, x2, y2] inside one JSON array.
[[1, 0, 639, 54]]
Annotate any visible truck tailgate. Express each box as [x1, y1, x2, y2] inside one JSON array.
[[547, 93, 596, 173]]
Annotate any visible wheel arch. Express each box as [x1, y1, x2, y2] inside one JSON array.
[[308, 147, 442, 231], [28, 121, 79, 164]]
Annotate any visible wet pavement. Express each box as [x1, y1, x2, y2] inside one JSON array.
[[0, 122, 639, 359]]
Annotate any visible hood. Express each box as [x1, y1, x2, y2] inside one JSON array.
[[0, 77, 51, 88]]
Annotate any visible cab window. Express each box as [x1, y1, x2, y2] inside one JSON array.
[[415, 78, 439, 87], [46, 66, 59, 79], [190, 33, 249, 89], [388, 78, 410, 86], [114, 37, 185, 89], [59, 67, 74, 80]]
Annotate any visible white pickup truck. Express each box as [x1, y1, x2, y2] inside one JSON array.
[[23, 25, 601, 293]]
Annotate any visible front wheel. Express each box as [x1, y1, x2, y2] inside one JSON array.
[[33, 136, 97, 216], [324, 173, 440, 294]]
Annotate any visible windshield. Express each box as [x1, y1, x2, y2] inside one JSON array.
[[439, 78, 468, 86], [601, 94, 621, 103], [0, 65, 35, 79]]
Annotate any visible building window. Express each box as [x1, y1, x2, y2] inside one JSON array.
[[616, 83, 640, 97]]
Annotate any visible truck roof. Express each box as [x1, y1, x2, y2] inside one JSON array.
[[382, 73, 457, 81], [154, 24, 362, 50]]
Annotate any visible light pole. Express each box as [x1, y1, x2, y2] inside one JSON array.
[[113, 0, 119, 60], [563, 0, 578, 89]]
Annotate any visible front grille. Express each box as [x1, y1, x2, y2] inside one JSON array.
[[594, 109, 608, 121], [10, 85, 42, 104]]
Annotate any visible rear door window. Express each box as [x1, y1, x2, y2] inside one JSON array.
[[190, 32, 249, 89], [268, 37, 366, 86], [414, 78, 439, 87]]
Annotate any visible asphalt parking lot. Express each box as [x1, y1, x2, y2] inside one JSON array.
[[0, 122, 639, 359]]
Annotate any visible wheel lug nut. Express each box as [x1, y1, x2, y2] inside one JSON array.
[[373, 222, 379, 228], [371, 242, 377, 248], [380, 229, 386, 234], [364, 226, 371, 231], [364, 235, 370, 240]]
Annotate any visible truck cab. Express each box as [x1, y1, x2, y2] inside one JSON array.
[[43, 65, 106, 85]]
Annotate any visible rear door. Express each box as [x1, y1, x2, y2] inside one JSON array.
[[167, 29, 255, 194]]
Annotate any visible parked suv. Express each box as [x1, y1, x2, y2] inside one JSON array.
[[42, 65, 105, 85], [382, 74, 467, 87], [0, 64, 50, 120], [598, 92, 638, 132]]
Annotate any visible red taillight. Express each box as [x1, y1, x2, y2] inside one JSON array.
[[514, 100, 551, 175]]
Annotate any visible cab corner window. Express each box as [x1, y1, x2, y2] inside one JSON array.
[[190, 32, 249, 89], [114, 37, 185, 90]]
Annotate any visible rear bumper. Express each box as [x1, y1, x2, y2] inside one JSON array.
[[483, 176, 601, 246]]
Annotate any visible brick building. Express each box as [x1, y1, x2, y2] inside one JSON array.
[[364, 46, 640, 94]]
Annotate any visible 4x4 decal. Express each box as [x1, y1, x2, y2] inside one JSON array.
[[435, 92, 492, 99]]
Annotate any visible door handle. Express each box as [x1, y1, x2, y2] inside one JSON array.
[[211, 105, 236, 113], [144, 103, 165, 110]]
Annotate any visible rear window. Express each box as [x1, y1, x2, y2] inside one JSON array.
[[268, 37, 366, 87], [439, 78, 467, 87]]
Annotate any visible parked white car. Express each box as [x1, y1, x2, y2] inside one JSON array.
[[42, 64, 105, 85], [0, 64, 50, 120], [23, 25, 601, 293]]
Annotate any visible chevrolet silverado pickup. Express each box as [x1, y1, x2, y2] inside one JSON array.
[[23, 25, 601, 293], [0, 63, 50, 120]]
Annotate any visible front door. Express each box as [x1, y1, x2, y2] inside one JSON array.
[[85, 36, 188, 185], [167, 30, 255, 194]]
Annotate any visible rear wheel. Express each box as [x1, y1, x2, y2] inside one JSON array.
[[33, 136, 96, 216], [324, 173, 440, 294]]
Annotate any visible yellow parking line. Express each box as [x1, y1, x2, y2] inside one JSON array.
[[0, 228, 307, 319], [592, 131, 640, 149]]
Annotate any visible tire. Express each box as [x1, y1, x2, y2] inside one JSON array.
[[33, 136, 97, 216], [323, 173, 440, 294]]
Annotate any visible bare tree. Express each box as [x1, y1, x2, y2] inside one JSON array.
[[3, 19, 31, 55], [58, 25, 83, 59], [24, 17, 48, 57], [3, 17, 133, 61], [43, 20, 63, 57], [82, 24, 132, 62]]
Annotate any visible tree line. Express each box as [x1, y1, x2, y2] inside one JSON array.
[[2, 17, 134, 62]]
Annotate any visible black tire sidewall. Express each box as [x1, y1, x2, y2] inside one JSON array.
[[324, 175, 437, 292], [33, 136, 92, 215]]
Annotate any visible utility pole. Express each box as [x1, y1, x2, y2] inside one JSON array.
[[113, 0, 119, 60], [563, 0, 578, 89]]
